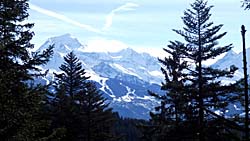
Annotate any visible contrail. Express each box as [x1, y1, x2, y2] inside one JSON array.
[[29, 3, 103, 34], [103, 2, 139, 31]]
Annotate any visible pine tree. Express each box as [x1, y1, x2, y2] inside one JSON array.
[[172, 0, 238, 140], [52, 52, 115, 140], [54, 52, 90, 99], [75, 82, 115, 141], [0, 0, 54, 140], [147, 0, 240, 140], [148, 41, 194, 140], [52, 52, 89, 140]]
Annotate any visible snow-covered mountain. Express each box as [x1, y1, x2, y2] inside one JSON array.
[[38, 34, 164, 119], [38, 34, 248, 119], [212, 48, 250, 81], [211, 49, 250, 116]]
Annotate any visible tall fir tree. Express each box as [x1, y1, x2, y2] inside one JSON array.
[[172, 0, 238, 140], [148, 0, 240, 140], [0, 0, 54, 140], [54, 52, 90, 99], [148, 41, 194, 140], [75, 82, 115, 141], [52, 52, 115, 141], [52, 52, 89, 140]]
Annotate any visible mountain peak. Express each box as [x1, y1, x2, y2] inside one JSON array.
[[225, 49, 237, 57], [38, 34, 84, 53], [117, 48, 139, 56], [49, 33, 77, 42], [55, 33, 72, 38]]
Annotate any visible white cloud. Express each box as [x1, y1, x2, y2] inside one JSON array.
[[133, 47, 167, 59], [102, 2, 139, 31], [29, 3, 103, 34], [29, 2, 139, 33], [81, 37, 166, 60], [83, 37, 167, 58], [84, 38, 128, 52]]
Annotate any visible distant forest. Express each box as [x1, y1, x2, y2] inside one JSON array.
[[1, 0, 250, 141]]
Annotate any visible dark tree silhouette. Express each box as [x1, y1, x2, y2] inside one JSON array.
[[0, 0, 54, 140], [148, 41, 194, 140], [54, 52, 90, 99], [147, 0, 239, 140], [241, 25, 249, 141], [75, 82, 115, 141], [173, 1, 238, 139], [52, 52, 115, 140]]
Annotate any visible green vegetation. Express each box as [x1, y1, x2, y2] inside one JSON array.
[[0, 0, 54, 140], [0, 0, 249, 140], [50, 52, 116, 140]]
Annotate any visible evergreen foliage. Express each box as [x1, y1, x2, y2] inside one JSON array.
[[146, 0, 240, 140], [147, 41, 195, 140], [113, 113, 147, 141], [0, 0, 54, 140], [54, 52, 90, 99], [75, 82, 115, 141], [51, 52, 115, 141], [0, 0, 247, 140]]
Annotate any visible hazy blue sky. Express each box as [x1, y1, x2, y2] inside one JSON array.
[[28, 0, 249, 57]]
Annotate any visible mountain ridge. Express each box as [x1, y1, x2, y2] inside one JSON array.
[[38, 33, 247, 119], [212, 47, 250, 81], [38, 34, 164, 119]]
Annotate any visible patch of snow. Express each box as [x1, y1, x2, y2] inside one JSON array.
[[234, 70, 243, 80], [58, 52, 67, 58], [137, 95, 155, 100], [110, 55, 123, 59], [76, 46, 86, 52], [214, 110, 223, 115], [234, 104, 241, 111], [113, 97, 122, 102], [149, 70, 164, 77], [64, 45, 71, 51], [88, 71, 106, 83], [136, 103, 150, 109], [121, 95, 132, 102], [88, 70, 115, 98], [121, 86, 136, 102], [112, 63, 142, 79], [139, 66, 146, 70], [99, 78, 115, 98]]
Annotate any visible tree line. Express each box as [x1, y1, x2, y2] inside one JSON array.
[[1, 0, 250, 141]]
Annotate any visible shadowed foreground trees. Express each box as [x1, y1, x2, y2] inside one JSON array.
[[147, 41, 193, 140], [50, 52, 116, 141], [0, 0, 54, 140], [143, 0, 240, 140], [0, 0, 248, 140]]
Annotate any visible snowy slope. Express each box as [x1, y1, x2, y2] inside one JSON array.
[[210, 49, 250, 116], [38, 34, 247, 119], [38, 34, 164, 119], [212, 48, 250, 81], [38, 34, 250, 119]]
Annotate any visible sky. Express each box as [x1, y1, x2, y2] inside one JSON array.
[[28, 0, 250, 57]]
